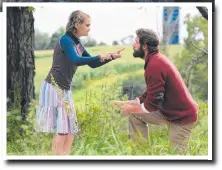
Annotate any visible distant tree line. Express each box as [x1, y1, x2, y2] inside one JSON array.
[[35, 27, 138, 50], [35, 27, 110, 50]]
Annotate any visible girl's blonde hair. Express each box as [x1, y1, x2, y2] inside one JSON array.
[[66, 10, 90, 32]]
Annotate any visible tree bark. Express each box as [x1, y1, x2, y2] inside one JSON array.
[[7, 7, 35, 121]]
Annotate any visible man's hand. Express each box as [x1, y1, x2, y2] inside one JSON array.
[[111, 99, 138, 107], [110, 100, 127, 107], [120, 103, 143, 115], [110, 99, 143, 115], [127, 99, 140, 105]]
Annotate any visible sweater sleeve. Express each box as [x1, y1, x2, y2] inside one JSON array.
[[137, 88, 147, 104], [60, 35, 100, 65], [142, 64, 166, 112], [82, 48, 112, 68]]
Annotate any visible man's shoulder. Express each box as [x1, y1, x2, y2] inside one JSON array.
[[155, 53, 176, 67], [148, 53, 168, 67], [145, 53, 175, 76]]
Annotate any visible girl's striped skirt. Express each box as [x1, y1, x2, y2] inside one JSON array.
[[36, 80, 79, 134]]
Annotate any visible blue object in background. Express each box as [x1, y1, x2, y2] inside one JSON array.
[[163, 7, 180, 44]]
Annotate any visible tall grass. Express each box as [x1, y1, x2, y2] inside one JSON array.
[[7, 80, 208, 156]]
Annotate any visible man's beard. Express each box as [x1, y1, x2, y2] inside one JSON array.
[[133, 46, 145, 59]]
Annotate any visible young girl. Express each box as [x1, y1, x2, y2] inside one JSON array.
[[36, 10, 122, 155]]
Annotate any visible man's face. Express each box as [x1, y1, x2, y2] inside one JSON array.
[[132, 37, 145, 59]]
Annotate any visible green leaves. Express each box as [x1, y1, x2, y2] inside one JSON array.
[[28, 6, 35, 13], [174, 14, 208, 101]]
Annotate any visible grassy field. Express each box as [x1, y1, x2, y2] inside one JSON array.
[[34, 45, 182, 95], [7, 45, 208, 156]]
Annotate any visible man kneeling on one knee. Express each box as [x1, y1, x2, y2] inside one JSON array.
[[112, 28, 198, 151]]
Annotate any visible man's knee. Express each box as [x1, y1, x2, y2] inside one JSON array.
[[168, 122, 195, 151]]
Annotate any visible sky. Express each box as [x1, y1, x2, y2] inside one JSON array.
[[33, 3, 201, 45]]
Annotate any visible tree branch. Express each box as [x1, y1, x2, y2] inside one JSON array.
[[190, 40, 208, 54], [184, 39, 208, 54], [196, 7, 208, 20], [192, 53, 207, 63]]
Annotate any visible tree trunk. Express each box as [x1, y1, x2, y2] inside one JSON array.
[[7, 7, 35, 122]]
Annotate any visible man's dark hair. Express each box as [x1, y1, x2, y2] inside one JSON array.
[[136, 28, 160, 52]]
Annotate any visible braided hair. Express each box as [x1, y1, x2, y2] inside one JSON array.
[[66, 10, 90, 33]]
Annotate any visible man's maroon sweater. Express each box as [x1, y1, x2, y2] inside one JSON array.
[[138, 52, 198, 124]]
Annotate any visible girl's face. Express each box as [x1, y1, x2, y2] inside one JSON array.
[[75, 16, 91, 37]]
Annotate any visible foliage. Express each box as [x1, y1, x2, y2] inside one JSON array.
[[112, 40, 119, 46], [174, 14, 208, 101], [34, 27, 65, 50], [72, 61, 144, 90], [98, 42, 107, 46], [7, 80, 208, 156], [80, 36, 98, 47], [121, 74, 146, 100], [28, 6, 35, 13], [34, 29, 51, 50]]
